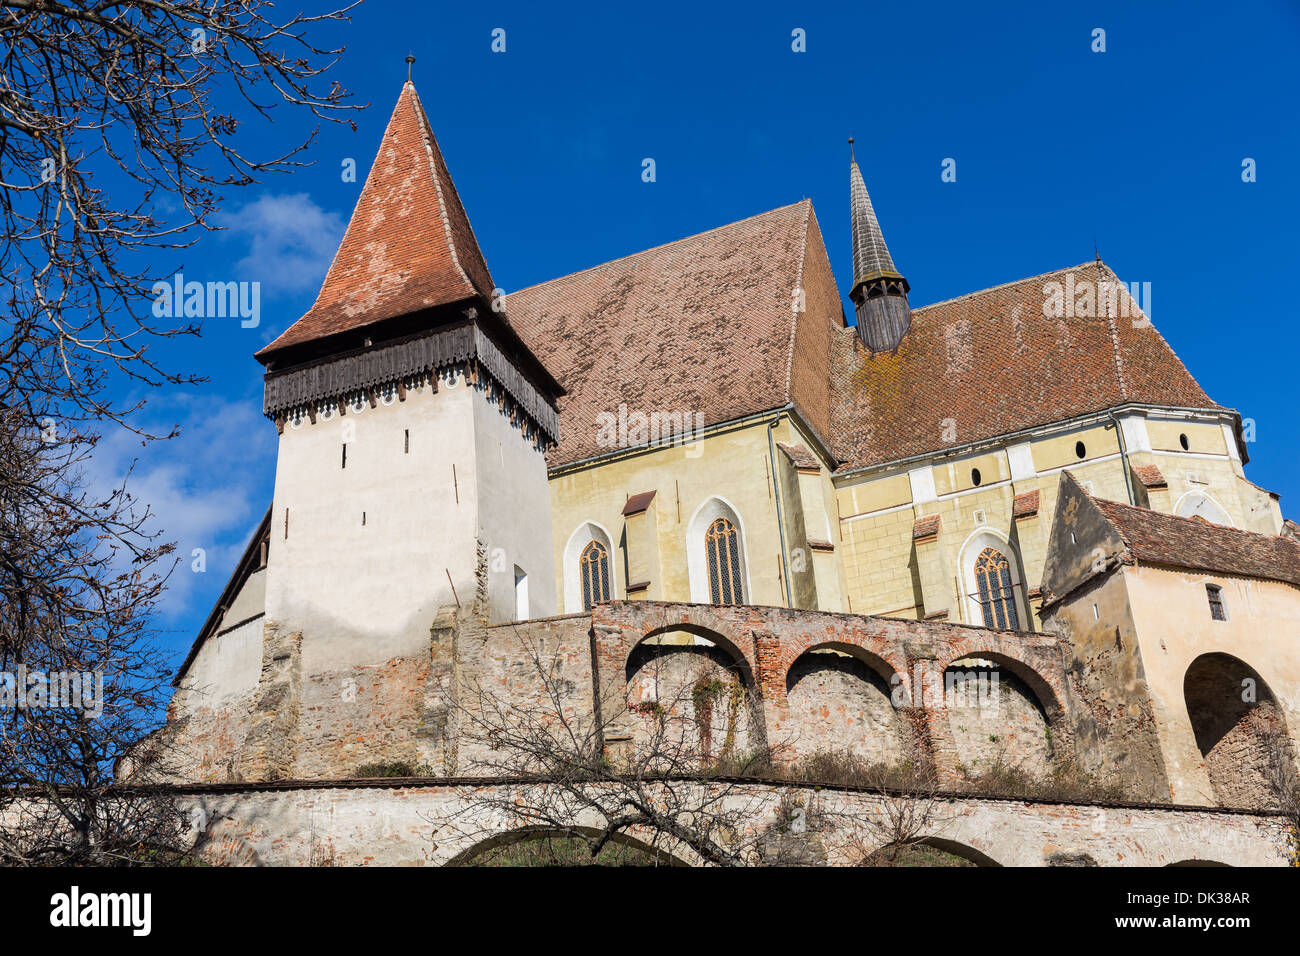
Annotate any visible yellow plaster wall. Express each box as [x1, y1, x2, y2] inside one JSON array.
[[1123, 565, 1300, 806], [1030, 422, 1121, 473], [547, 416, 810, 611], [1147, 418, 1227, 455], [832, 417, 1272, 631]]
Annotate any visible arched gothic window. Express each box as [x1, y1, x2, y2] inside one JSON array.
[[579, 540, 610, 610], [705, 517, 744, 605], [974, 547, 1019, 630]]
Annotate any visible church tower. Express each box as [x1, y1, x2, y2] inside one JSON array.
[[252, 79, 562, 668], [848, 142, 911, 351]]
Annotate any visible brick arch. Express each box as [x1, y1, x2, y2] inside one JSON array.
[[592, 604, 762, 685], [774, 632, 910, 704], [784, 641, 900, 693], [914, 836, 1003, 868], [938, 644, 1067, 724], [590, 603, 769, 756], [1183, 651, 1290, 808], [635, 618, 759, 693], [782, 641, 913, 769], [444, 825, 695, 867]]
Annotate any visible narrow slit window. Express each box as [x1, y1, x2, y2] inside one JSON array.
[[1206, 584, 1227, 621], [342, 444, 347, 469]]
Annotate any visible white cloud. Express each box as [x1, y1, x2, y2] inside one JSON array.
[[84, 394, 275, 622], [221, 192, 345, 299]]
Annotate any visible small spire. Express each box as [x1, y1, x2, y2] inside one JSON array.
[[405, 53, 416, 83], [848, 153, 911, 352], [849, 158, 902, 287]]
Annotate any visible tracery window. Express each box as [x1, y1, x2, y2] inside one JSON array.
[[705, 517, 744, 605], [579, 540, 610, 610], [974, 547, 1019, 630]]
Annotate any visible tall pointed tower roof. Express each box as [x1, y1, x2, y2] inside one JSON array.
[[849, 156, 904, 289], [256, 81, 497, 363], [847, 142, 912, 352]]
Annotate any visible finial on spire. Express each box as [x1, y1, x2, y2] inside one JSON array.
[[848, 136, 856, 163], [405, 53, 416, 83]]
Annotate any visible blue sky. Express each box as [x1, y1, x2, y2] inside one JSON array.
[[110, 0, 1300, 665]]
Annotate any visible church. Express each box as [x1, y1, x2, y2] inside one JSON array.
[[162, 80, 1300, 847]]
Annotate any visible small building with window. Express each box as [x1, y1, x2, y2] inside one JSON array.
[[1038, 472, 1300, 807]]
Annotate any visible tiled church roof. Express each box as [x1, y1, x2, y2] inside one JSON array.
[[828, 260, 1223, 471], [1089, 490, 1300, 589], [507, 201, 845, 468], [256, 82, 497, 361], [253, 87, 1228, 473]]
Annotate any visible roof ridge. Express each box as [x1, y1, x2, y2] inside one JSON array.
[[296, 92, 407, 318], [405, 82, 492, 300], [1090, 488, 1289, 546], [507, 199, 813, 297], [1095, 260, 1131, 399], [781, 201, 815, 409], [912, 260, 1100, 314]]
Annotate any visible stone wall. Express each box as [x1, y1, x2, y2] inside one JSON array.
[[167, 600, 1093, 789], [944, 666, 1053, 778], [783, 650, 906, 766], [176, 779, 1291, 867]]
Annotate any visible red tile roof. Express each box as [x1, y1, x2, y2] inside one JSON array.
[[256, 93, 1228, 477], [829, 261, 1222, 471], [1013, 490, 1041, 519], [1132, 464, 1168, 489], [777, 442, 821, 472], [1090, 493, 1300, 589], [622, 491, 657, 516], [913, 514, 942, 540], [507, 201, 844, 468], [256, 83, 496, 362]]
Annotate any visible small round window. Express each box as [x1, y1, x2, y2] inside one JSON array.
[[1179, 433, 1190, 451], [1074, 441, 1086, 459], [971, 468, 982, 487]]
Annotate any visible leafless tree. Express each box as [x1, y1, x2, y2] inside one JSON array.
[[438, 617, 952, 867], [0, 1, 359, 862], [1261, 726, 1300, 866], [1, 0, 361, 432], [441, 621, 800, 866], [0, 406, 190, 864], [849, 765, 949, 865]]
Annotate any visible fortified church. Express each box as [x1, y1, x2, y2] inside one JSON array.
[[162, 81, 1300, 861]]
